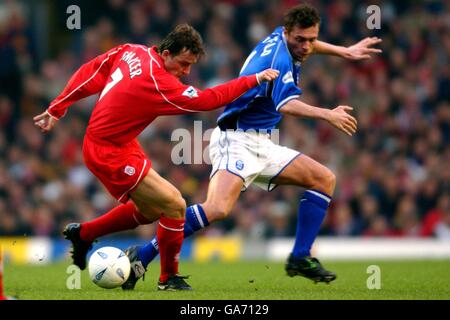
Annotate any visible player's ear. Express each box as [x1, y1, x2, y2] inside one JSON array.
[[161, 50, 171, 58]]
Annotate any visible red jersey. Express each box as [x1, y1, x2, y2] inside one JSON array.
[[47, 44, 259, 145]]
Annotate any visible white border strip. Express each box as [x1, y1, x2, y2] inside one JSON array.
[[268, 237, 450, 260]]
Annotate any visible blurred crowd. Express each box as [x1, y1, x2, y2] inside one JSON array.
[[0, 0, 449, 240]]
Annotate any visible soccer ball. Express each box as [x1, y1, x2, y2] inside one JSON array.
[[88, 246, 131, 289]]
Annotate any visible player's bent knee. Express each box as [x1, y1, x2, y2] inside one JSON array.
[[326, 171, 336, 189], [316, 169, 336, 195], [206, 204, 231, 222], [163, 193, 186, 219]]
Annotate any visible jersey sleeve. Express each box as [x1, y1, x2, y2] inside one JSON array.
[[271, 50, 302, 111], [46, 45, 125, 119], [153, 74, 259, 115]]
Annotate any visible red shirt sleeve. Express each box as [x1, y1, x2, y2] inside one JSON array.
[[151, 72, 259, 115], [47, 45, 125, 119]]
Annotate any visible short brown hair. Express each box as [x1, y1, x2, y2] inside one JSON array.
[[157, 24, 205, 57], [284, 4, 321, 32]]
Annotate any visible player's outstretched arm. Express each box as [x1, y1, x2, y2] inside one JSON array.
[[279, 99, 357, 136], [168, 68, 279, 113], [45, 45, 124, 120], [313, 37, 382, 61]]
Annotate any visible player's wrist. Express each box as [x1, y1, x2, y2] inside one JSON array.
[[341, 46, 353, 59], [255, 73, 261, 85], [321, 108, 333, 122], [46, 109, 60, 121]]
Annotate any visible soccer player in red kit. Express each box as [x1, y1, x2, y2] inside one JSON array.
[[33, 24, 279, 291]]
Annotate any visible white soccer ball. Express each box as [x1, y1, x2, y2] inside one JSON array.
[[88, 246, 131, 289]]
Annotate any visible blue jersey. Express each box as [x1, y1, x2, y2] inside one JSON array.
[[217, 27, 302, 131]]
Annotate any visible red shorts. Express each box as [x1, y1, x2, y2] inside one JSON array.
[[82, 133, 151, 203]]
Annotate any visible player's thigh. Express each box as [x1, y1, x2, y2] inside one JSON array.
[[203, 170, 244, 221], [130, 168, 186, 219], [272, 154, 336, 194]]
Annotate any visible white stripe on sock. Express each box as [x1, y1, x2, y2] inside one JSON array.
[[159, 222, 184, 232], [151, 238, 158, 250], [305, 190, 331, 203], [192, 205, 205, 228]]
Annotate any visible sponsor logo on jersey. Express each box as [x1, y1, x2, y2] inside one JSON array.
[[124, 165, 136, 176], [282, 71, 294, 84], [235, 160, 244, 170], [182, 86, 199, 98]]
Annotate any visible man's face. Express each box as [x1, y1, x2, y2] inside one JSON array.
[[161, 48, 198, 78], [284, 24, 319, 62]]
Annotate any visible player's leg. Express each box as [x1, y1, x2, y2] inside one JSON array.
[[201, 170, 245, 222], [130, 127, 247, 270], [122, 170, 244, 290], [122, 128, 254, 290], [69, 202, 153, 243], [136, 171, 242, 258], [63, 138, 155, 270], [271, 154, 337, 283], [129, 168, 191, 290], [63, 201, 152, 270], [139, 169, 244, 263]]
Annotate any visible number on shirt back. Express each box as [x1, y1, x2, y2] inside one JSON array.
[[99, 67, 123, 100]]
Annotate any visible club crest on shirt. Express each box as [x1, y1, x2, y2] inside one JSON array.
[[235, 160, 244, 170], [282, 71, 294, 84], [124, 165, 136, 176], [182, 86, 199, 98]]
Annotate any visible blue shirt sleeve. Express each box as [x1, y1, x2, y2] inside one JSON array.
[[270, 44, 302, 111]]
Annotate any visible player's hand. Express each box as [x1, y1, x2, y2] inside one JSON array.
[[33, 111, 57, 133], [326, 105, 357, 136], [256, 69, 280, 83], [344, 37, 382, 61]]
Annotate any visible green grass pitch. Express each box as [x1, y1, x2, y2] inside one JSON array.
[[3, 259, 450, 300]]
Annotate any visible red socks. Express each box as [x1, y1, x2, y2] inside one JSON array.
[[157, 215, 185, 282], [80, 202, 150, 242]]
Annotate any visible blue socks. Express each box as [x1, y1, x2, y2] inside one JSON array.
[[183, 204, 209, 238], [137, 204, 209, 268], [292, 190, 331, 259]]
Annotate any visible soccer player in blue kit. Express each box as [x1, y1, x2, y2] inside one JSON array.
[[121, 4, 382, 289]]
